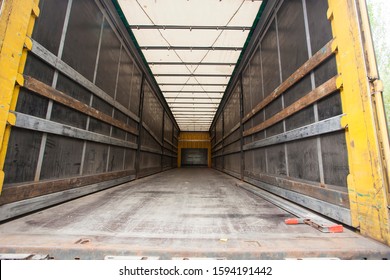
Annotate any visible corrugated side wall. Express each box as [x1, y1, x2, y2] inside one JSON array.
[[210, 0, 351, 225], [0, 0, 179, 221]]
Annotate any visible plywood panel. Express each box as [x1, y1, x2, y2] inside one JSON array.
[[83, 142, 109, 175], [40, 135, 83, 180], [3, 128, 42, 184]]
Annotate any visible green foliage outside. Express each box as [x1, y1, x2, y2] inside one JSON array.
[[366, 0, 390, 128]]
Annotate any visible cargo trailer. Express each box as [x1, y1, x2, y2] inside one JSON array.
[[0, 0, 389, 259]]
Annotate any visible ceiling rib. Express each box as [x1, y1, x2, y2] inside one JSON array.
[[155, 74, 231, 77], [149, 62, 236, 66], [163, 90, 224, 93], [159, 83, 228, 86], [129, 25, 252, 31], [166, 97, 222, 100], [140, 46, 243, 51]]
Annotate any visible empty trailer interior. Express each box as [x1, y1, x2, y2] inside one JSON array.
[[0, 0, 389, 259]]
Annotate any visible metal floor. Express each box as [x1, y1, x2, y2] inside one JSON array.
[[0, 168, 389, 259]]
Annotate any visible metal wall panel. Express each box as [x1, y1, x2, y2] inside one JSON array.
[[181, 149, 208, 166], [211, 0, 350, 222], [40, 135, 83, 180], [4, 128, 42, 184], [1, 0, 177, 217], [62, 0, 103, 81], [31, 0, 69, 55], [95, 20, 121, 98], [116, 51, 134, 110]]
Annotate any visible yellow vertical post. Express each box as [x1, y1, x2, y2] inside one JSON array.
[[0, 0, 40, 193], [328, 0, 390, 245]]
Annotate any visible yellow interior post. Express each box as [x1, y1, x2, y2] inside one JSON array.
[[0, 0, 40, 193], [328, 0, 390, 245]]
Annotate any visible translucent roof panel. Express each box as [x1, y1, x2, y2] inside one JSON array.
[[117, 0, 263, 131]]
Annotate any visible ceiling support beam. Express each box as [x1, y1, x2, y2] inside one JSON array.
[[140, 46, 242, 51], [155, 73, 231, 77], [149, 62, 236, 66], [129, 25, 252, 31]]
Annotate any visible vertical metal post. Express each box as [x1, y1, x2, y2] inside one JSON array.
[[161, 112, 165, 171], [302, 0, 326, 185], [34, 0, 73, 181], [79, 15, 105, 175], [239, 74, 245, 180], [221, 112, 225, 172], [135, 73, 145, 179], [275, 13, 289, 177]]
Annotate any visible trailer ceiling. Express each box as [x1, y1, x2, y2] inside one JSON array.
[[115, 0, 263, 131]]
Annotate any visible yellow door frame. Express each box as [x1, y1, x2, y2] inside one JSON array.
[[328, 0, 390, 245], [0, 0, 40, 193]]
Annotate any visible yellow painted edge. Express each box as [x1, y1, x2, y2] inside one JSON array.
[[0, 0, 40, 193], [355, 0, 390, 204], [328, 0, 390, 245]]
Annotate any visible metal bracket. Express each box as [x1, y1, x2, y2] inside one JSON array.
[[285, 218, 344, 233], [7, 112, 16, 126]]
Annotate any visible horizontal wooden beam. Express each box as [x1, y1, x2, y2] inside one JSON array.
[[242, 39, 336, 124], [243, 171, 350, 209], [23, 76, 138, 136], [141, 122, 163, 147], [14, 112, 138, 150], [242, 176, 351, 225], [0, 174, 135, 221], [31, 40, 140, 123], [140, 146, 163, 155], [163, 138, 177, 149], [243, 115, 344, 150], [0, 170, 135, 205], [243, 76, 339, 137]]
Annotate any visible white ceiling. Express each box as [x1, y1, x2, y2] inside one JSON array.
[[118, 0, 262, 131]]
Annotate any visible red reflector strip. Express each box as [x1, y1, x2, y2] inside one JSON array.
[[327, 224, 344, 233], [285, 218, 302, 225]]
